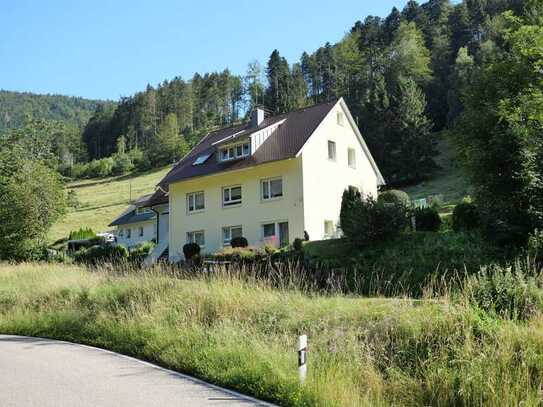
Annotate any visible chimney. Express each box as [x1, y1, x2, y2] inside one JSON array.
[[250, 106, 265, 128]]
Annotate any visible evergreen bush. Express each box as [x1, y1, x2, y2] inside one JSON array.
[[452, 202, 480, 232], [230, 236, 248, 248], [183, 242, 200, 260], [413, 207, 442, 232]]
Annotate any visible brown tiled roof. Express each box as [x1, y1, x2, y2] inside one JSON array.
[[157, 99, 339, 189]]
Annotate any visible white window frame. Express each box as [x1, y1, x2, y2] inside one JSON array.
[[222, 185, 242, 207], [222, 225, 243, 246], [261, 177, 283, 201], [187, 191, 205, 213], [324, 220, 335, 238], [261, 220, 289, 247], [348, 147, 356, 169], [219, 141, 251, 162], [328, 140, 336, 161], [337, 111, 344, 126], [186, 230, 205, 247]]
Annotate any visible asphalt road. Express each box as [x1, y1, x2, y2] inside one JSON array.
[[0, 335, 272, 407]]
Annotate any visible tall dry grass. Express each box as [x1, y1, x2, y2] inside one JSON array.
[[0, 261, 542, 406]]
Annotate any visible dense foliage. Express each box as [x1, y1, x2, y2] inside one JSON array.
[[67, 0, 527, 184], [413, 206, 442, 231], [451, 1, 543, 246], [0, 130, 67, 260], [340, 188, 408, 247], [452, 201, 480, 232], [0, 90, 112, 132]]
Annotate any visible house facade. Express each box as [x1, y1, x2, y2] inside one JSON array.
[[109, 194, 169, 248], [145, 98, 385, 262]]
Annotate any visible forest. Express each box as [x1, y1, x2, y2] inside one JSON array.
[[71, 0, 527, 185]]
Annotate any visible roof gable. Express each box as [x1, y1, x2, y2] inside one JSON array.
[[156, 99, 338, 188]]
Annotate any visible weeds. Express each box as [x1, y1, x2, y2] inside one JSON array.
[[0, 261, 542, 406]]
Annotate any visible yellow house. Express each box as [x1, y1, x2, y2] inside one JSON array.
[[146, 98, 385, 262]]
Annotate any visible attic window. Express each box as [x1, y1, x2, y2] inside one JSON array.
[[337, 112, 345, 126], [220, 141, 250, 161], [193, 153, 211, 166]]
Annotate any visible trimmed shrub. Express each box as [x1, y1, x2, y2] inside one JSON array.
[[73, 244, 128, 265], [340, 190, 408, 248], [413, 207, 442, 232], [183, 243, 200, 260], [293, 238, 304, 252], [230, 236, 249, 248], [453, 202, 480, 232], [378, 189, 410, 207], [85, 158, 114, 178]]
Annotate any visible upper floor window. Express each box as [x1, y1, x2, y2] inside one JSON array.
[[187, 191, 205, 213], [222, 225, 243, 246], [348, 148, 356, 168], [223, 185, 242, 207], [187, 230, 205, 247], [337, 111, 344, 126], [219, 141, 251, 161], [261, 177, 283, 200], [328, 140, 336, 161]]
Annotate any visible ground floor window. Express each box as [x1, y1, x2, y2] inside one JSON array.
[[139, 226, 144, 237], [222, 225, 243, 246], [187, 230, 205, 247], [261, 221, 289, 247], [127, 228, 131, 239]]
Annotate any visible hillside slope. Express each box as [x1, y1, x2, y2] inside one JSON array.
[[0, 90, 114, 131], [50, 167, 170, 241]]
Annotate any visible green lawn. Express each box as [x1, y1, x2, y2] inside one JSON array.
[[403, 138, 469, 215], [49, 166, 171, 241], [1, 263, 542, 406]]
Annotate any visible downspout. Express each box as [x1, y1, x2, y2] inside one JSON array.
[[151, 207, 160, 244]]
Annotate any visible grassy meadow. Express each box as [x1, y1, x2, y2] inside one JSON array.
[[1, 262, 542, 406], [49, 166, 170, 241]]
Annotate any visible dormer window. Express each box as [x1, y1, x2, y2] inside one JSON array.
[[219, 141, 251, 161]]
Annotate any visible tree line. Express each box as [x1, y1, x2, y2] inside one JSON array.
[[77, 0, 527, 185]]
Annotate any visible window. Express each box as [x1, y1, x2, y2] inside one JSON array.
[[262, 221, 289, 247], [222, 225, 243, 246], [127, 228, 131, 239], [187, 230, 205, 247], [324, 220, 334, 238], [223, 186, 242, 207], [193, 153, 211, 166], [119, 229, 124, 237], [139, 227, 144, 237], [348, 148, 356, 168], [261, 177, 283, 200], [328, 140, 336, 161], [187, 191, 205, 213], [262, 223, 276, 238], [219, 141, 251, 161], [337, 111, 344, 126], [136, 207, 152, 215]]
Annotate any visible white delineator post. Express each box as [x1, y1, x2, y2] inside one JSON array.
[[298, 335, 308, 383]]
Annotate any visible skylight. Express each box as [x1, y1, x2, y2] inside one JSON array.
[[192, 153, 211, 166]]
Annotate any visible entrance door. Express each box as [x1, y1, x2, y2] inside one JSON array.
[[278, 222, 289, 247]]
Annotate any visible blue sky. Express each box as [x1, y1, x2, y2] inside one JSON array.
[[1, 0, 410, 100]]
